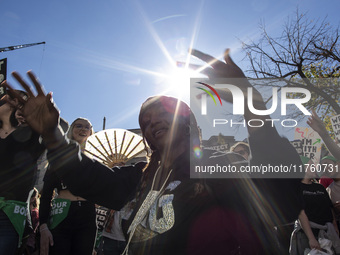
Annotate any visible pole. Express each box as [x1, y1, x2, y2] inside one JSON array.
[[103, 117, 106, 130]]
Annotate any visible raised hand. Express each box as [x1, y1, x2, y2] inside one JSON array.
[[307, 109, 328, 136], [191, 48, 267, 127], [190, 48, 246, 79], [190, 48, 264, 103], [1, 71, 59, 138]]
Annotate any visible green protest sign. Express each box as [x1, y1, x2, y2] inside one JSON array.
[[49, 198, 71, 229], [0, 197, 27, 242]]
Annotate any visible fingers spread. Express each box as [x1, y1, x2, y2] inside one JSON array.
[[11, 72, 34, 97], [27, 71, 45, 95], [46, 92, 55, 111], [191, 49, 215, 63], [190, 49, 225, 69]]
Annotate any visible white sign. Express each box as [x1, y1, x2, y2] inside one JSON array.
[[294, 127, 322, 163], [331, 114, 340, 142]]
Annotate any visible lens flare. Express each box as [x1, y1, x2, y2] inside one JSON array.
[[193, 146, 202, 159]]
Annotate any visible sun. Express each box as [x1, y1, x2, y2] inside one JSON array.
[[156, 62, 204, 100]]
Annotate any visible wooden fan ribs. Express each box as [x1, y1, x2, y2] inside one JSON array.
[[85, 129, 145, 167], [105, 131, 115, 161], [121, 136, 135, 160], [118, 132, 126, 161], [125, 140, 143, 158], [87, 140, 111, 162]]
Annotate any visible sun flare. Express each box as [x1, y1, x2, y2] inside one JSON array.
[[156, 62, 204, 100]]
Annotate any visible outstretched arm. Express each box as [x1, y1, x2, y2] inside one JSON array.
[[307, 109, 340, 160], [190, 49, 267, 135], [191, 48, 303, 226], [2, 71, 143, 209], [190, 48, 303, 166]]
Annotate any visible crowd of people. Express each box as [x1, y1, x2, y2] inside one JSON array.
[[0, 48, 339, 255]]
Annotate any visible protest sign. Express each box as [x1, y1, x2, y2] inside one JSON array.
[[330, 114, 340, 142], [294, 127, 322, 163], [290, 140, 304, 156], [0, 58, 7, 97], [0, 58, 7, 84], [95, 206, 108, 231]]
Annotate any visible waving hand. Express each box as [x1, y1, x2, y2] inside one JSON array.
[[2, 71, 59, 138], [190, 48, 246, 79]]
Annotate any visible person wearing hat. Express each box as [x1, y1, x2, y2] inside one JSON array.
[[3, 48, 304, 254]]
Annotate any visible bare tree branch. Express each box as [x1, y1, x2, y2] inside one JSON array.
[[242, 9, 340, 117]]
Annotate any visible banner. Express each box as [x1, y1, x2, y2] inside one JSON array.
[[95, 206, 108, 231], [290, 140, 304, 156], [330, 114, 340, 142], [294, 127, 322, 163], [204, 143, 229, 153], [0, 198, 27, 242], [49, 198, 71, 229], [0, 58, 7, 83]]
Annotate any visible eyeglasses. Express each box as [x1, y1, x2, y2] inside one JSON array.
[[74, 124, 92, 131]]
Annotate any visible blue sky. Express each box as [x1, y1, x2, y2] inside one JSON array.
[[1, 0, 339, 140]]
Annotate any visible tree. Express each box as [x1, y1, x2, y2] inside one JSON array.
[[242, 9, 340, 121]]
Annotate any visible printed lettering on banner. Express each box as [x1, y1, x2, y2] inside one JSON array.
[[294, 127, 322, 163]]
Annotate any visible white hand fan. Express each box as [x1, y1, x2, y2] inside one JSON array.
[[85, 128, 145, 168]]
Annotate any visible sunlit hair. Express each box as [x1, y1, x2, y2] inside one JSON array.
[[137, 95, 201, 193], [66, 117, 94, 141]]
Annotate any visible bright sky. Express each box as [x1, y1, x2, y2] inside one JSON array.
[[1, 0, 339, 140]]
